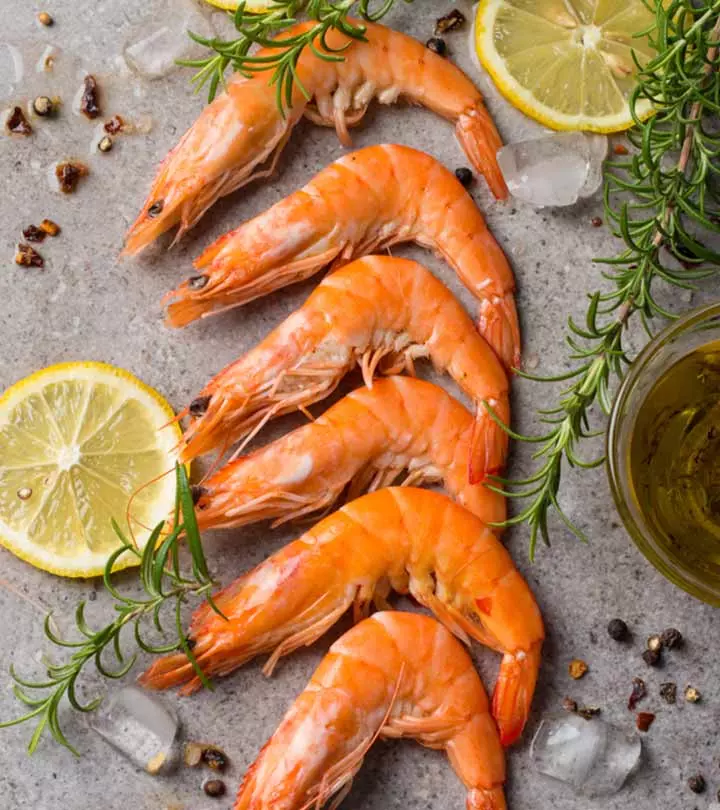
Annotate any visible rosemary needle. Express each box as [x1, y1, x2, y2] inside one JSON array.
[[0, 465, 225, 755]]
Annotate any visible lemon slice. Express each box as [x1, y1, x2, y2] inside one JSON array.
[[475, 0, 658, 132], [0, 362, 181, 578], [203, 0, 272, 11]]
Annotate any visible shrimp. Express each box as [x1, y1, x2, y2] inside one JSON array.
[[180, 255, 510, 483], [166, 144, 519, 370], [231, 612, 507, 810], [122, 20, 508, 256], [189, 376, 506, 530], [141, 488, 543, 747]]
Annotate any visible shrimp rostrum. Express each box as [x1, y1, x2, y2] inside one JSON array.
[[188, 376, 506, 529], [164, 144, 520, 371], [181, 255, 510, 483], [233, 612, 507, 810], [122, 20, 507, 255], [142, 488, 543, 746]]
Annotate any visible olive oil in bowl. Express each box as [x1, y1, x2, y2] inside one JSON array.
[[629, 343, 720, 580], [608, 304, 720, 605]]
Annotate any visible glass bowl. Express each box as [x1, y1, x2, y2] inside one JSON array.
[[607, 301, 720, 606]]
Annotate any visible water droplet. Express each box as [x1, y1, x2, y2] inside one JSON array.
[[17, 487, 32, 500]]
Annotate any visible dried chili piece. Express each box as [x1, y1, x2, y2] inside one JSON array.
[[22, 225, 46, 243], [80, 75, 102, 119], [435, 9, 466, 35], [55, 161, 88, 194], [104, 115, 124, 134], [15, 243, 44, 268], [636, 712, 655, 732], [628, 678, 647, 711], [7, 106, 32, 135]]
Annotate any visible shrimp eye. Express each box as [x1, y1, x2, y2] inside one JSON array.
[[148, 200, 164, 217], [190, 395, 211, 416], [188, 275, 209, 291], [475, 597, 493, 616], [191, 485, 208, 505]]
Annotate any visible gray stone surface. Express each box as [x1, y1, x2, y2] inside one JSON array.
[[0, 2, 718, 809]]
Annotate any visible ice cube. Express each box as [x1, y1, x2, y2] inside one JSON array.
[[123, 2, 213, 79], [497, 132, 608, 207], [531, 714, 642, 797], [88, 686, 180, 774], [0, 42, 24, 101]]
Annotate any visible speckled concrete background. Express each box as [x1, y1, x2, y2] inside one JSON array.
[[0, 2, 718, 809]]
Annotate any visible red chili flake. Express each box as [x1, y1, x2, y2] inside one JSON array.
[[80, 75, 102, 119], [104, 115, 124, 135], [22, 225, 46, 243], [636, 712, 655, 732], [7, 106, 32, 136], [435, 9, 466, 35], [628, 677, 647, 711], [15, 243, 44, 268], [55, 161, 88, 194], [475, 597, 493, 615], [591, 217, 603, 227], [613, 144, 629, 155]]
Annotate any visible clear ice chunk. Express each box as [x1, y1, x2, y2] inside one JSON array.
[[123, 2, 213, 79], [531, 714, 642, 797], [497, 132, 608, 207], [89, 686, 180, 774]]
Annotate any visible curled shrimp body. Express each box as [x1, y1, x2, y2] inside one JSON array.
[[181, 255, 510, 483], [141, 488, 543, 747], [232, 612, 507, 810], [190, 376, 506, 529], [122, 20, 507, 255], [166, 144, 519, 370]]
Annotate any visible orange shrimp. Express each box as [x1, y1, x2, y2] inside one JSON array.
[[122, 20, 507, 256], [232, 612, 507, 810], [189, 376, 506, 529], [165, 144, 518, 370], [141, 488, 543, 747], [180, 255, 509, 483]]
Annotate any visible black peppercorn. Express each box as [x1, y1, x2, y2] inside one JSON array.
[[607, 618, 628, 641], [659, 682, 677, 704], [202, 747, 228, 772], [660, 628, 683, 649], [687, 775, 706, 794], [455, 167, 474, 187], [426, 37, 447, 57], [204, 779, 226, 798], [642, 648, 661, 667]]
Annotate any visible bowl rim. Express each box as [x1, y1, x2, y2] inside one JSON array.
[[607, 300, 720, 607]]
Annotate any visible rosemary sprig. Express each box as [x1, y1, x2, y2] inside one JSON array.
[[183, 0, 411, 108], [490, 0, 720, 558], [0, 465, 223, 755]]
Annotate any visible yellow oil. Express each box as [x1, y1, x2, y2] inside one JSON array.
[[630, 342, 720, 583]]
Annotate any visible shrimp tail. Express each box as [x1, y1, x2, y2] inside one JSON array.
[[491, 641, 543, 747], [467, 788, 507, 810], [469, 401, 509, 485], [478, 293, 521, 373], [456, 107, 508, 201]]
